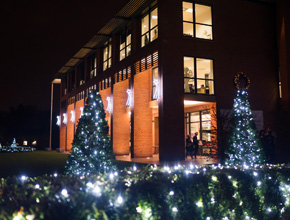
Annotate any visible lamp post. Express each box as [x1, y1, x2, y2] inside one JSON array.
[[49, 78, 61, 151]]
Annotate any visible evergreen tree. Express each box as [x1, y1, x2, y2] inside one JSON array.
[[225, 89, 266, 166], [65, 90, 116, 176]]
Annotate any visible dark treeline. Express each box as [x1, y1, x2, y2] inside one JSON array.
[[0, 105, 59, 149]]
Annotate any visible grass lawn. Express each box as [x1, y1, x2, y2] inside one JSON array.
[[0, 151, 68, 178], [0, 150, 143, 178]]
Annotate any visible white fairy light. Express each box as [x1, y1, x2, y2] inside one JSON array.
[[172, 207, 178, 212], [92, 185, 101, 197], [136, 207, 142, 213], [61, 189, 68, 197], [21, 175, 27, 181], [116, 195, 123, 205]]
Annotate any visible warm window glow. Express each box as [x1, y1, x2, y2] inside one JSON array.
[[120, 28, 131, 61], [182, 2, 213, 40], [89, 55, 97, 79], [103, 39, 112, 71], [186, 110, 211, 143], [142, 7, 158, 47], [184, 57, 214, 95]]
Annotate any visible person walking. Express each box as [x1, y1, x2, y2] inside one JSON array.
[[185, 135, 192, 159], [193, 132, 199, 159], [264, 127, 276, 163]]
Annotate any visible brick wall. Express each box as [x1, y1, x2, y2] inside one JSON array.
[[66, 104, 75, 151], [113, 80, 130, 155], [134, 69, 153, 157], [99, 88, 111, 135]]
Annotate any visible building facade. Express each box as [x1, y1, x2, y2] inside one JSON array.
[[54, 0, 290, 162]]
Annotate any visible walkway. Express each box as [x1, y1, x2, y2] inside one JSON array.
[[115, 154, 219, 166]]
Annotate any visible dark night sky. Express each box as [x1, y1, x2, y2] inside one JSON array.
[[0, 0, 129, 112]]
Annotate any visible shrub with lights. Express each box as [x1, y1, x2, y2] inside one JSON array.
[[1, 164, 290, 220], [225, 73, 266, 166], [65, 90, 116, 176]]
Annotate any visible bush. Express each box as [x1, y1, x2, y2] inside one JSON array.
[[1, 164, 290, 220]]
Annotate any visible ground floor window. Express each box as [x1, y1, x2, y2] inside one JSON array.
[[186, 109, 212, 154]]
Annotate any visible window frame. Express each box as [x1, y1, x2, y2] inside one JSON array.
[[186, 109, 211, 142], [103, 39, 112, 71], [184, 56, 215, 95], [120, 27, 132, 61], [141, 6, 158, 47], [89, 54, 97, 79], [182, 1, 213, 40]]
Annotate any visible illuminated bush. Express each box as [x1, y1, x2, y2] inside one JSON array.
[[1, 164, 290, 220]]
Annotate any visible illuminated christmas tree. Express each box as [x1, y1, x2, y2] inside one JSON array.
[[65, 90, 116, 176], [225, 73, 266, 166]]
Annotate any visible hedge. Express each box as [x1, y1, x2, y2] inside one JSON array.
[[1, 164, 290, 220]]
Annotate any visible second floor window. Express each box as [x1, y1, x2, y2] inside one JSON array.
[[89, 55, 97, 79], [141, 7, 158, 47], [103, 39, 112, 71], [70, 70, 75, 91], [183, 2, 213, 40], [184, 56, 214, 95], [79, 63, 85, 85], [120, 28, 131, 61]]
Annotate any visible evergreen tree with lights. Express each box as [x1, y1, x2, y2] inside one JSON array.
[[65, 90, 117, 176], [225, 72, 266, 166]]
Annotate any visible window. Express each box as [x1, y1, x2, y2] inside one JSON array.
[[183, 2, 213, 40], [103, 39, 112, 71], [184, 57, 214, 95], [152, 67, 158, 100], [79, 63, 85, 85], [62, 77, 67, 96], [186, 109, 211, 143], [141, 7, 158, 47], [89, 55, 97, 79], [120, 28, 131, 61], [70, 70, 75, 91]]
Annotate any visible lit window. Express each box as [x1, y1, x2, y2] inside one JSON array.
[[79, 63, 85, 85], [70, 70, 75, 91], [89, 55, 97, 79], [186, 110, 212, 152], [184, 57, 214, 95], [103, 39, 112, 71], [182, 2, 213, 40], [120, 28, 131, 61], [141, 7, 158, 47]]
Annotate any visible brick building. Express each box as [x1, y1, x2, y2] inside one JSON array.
[[52, 0, 290, 162]]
